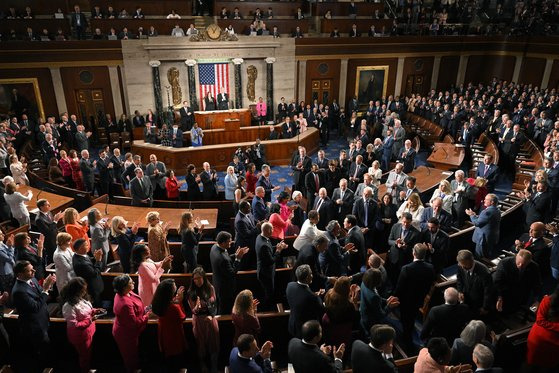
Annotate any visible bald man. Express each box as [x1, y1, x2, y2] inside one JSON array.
[[512, 222, 550, 276]]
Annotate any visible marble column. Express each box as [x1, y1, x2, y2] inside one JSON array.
[[108, 66, 123, 116], [49, 67, 68, 115], [394, 57, 405, 97], [541, 58, 554, 89], [339, 59, 348, 108], [149, 60, 164, 124], [512, 55, 523, 83], [431, 56, 441, 90], [232, 58, 244, 109], [185, 59, 199, 111], [265, 57, 276, 122], [456, 55, 469, 86]]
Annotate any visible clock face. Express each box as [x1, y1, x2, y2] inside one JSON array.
[[206, 24, 222, 40]]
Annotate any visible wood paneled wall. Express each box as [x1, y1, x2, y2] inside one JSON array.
[[464, 55, 515, 84], [436, 56, 460, 90], [345, 58, 398, 107], [400, 56, 434, 96], [0, 68, 58, 118], [305, 59, 341, 104], [548, 60, 559, 90], [518, 57, 546, 86], [59, 66, 116, 121]]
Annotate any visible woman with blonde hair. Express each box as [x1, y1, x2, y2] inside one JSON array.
[[179, 211, 204, 273], [147, 211, 171, 262], [430, 179, 453, 214], [53, 232, 74, 291], [64, 207, 89, 246], [9, 154, 29, 185], [224, 165, 237, 201], [111, 216, 139, 273], [368, 160, 383, 187], [397, 192, 424, 229], [231, 289, 260, 345]]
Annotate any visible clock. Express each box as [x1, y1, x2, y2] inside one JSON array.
[[206, 24, 222, 40]]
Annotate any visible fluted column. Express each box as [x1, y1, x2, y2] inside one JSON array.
[[232, 58, 244, 109], [185, 59, 199, 111], [149, 60, 163, 125], [265, 57, 276, 122]]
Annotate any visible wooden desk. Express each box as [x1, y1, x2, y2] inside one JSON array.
[[132, 127, 320, 173], [427, 143, 465, 171], [194, 109, 251, 129], [184, 123, 282, 145], [19, 185, 74, 214], [90, 18, 195, 35], [80, 203, 217, 231], [217, 19, 309, 34], [378, 167, 451, 197]]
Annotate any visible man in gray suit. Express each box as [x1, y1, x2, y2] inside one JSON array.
[[384, 163, 407, 197], [145, 154, 167, 200], [451, 170, 471, 227], [129, 167, 153, 206], [75, 125, 90, 152], [466, 193, 501, 258], [392, 119, 405, 158], [79, 149, 96, 193]]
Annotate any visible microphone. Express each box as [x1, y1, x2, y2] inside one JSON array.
[[420, 164, 431, 176], [188, 200, 192, 212], [105, 199, 109, 216], [438, 144, 449, 159], [35, 189, 42, 201]]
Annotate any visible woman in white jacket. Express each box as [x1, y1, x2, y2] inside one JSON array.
[[3, 181, 32, 226], [53, 232, 74, 292]]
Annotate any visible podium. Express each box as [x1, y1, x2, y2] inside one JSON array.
[[427, 143, 465, 170], [194, 109, 251, 129]]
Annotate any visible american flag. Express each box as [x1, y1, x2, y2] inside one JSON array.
[[198, 63, 229, 110]]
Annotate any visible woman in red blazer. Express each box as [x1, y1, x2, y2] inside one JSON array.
[[112, 274, 150, 372], [245, 163, 258, 194], [526, 287, 559, 368], [165, 169, 182, 200], [152, 279, 188, 371]]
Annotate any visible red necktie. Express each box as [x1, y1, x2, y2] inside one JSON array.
[[314, 174, 319, 193], [524, 238, 533, 248]]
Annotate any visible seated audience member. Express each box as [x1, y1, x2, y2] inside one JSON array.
[[286, 265, 324, 338], [494, 249, 542, 314], [231, 290, 261, 345], [351, 324, 398, 373], [53, 232, 74, 291], [360, 268, 400, 335], [229, 334, 273, 373], [151, 279, 188, 371], [526, 284, 559, 369], [322, 276, 359, 349], [171, 25, 185, 37], [288, 320, 344, 373], [415, 337, 471, 373], [473, 344, 502, 372], [450, 320, 493, 367], [420, 287, 471, 345], [72, 239, 104, 307]]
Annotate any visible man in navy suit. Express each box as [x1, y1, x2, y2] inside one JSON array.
[[229, 334, 273, 373], [169, 123, 183, 147], [256, 165, 280, 203], [234, 201, 261, 270], [419, 197, 453, 232], [351, 324, 397, 373], [348, 155, 367, 191], [352, 186, 379, 249], [252, 186, 269, 221], [476, 154, 499, 192], [543, 156, 559, 213], [382, 129, 394, 171], [12, 260, 57, 372], [466, 193, 501, 258]]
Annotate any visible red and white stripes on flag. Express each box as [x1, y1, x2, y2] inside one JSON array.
[[198, 63, 229, 110]]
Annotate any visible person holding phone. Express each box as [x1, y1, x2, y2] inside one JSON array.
[[61, 277, 106, 372]]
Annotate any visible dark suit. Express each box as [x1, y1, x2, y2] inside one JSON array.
[[12, 278, 50, 372], [305, 171, 324, 210], [34, 212, 58, 263], [200, 170, 218, 200], [420, 303, 471, 344], [514, 235, 550, 276], [331, 188, 354, 222], [523, 190, 552, 228], [291, 154, 312, 192], [252, 196, 268, 222], [256, 234, 282, 309], [71, 11, 88, 39], [494, 256, 542, 314], [169, 127, 184, 147], [348, 162, 367, 191], [97, 156, 113, 196], [387, 223, 421, 277], [419, 207, 453, 232], [79, 158, 95, 193], [295, 244, 329, 292], [179, 107, 193, 130], [351, 340, 397, 373], [313, 197, 333, 231], [471, 204, 501, 258], [476, 163, 499, 192], [288, 338, 342, 373], [321, 232, 350, 277], [256, 176, 275, 203], [210, 244, 241, 314], [286, 282, 324, 337], [229, 347, 272, 373], [456, 260, 493, 314], [420, 226, 448, 270], [234, 212, 259, 270], [129, 175, 153, 206], [451, 180, 471, 227], [394, 260, 436, 349], [398, 147, 416, 174], [72, 254, 104, 306], [346, 226, 366, 274], [217, 93, 229, 110]]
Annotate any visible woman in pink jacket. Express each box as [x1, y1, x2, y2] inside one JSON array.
[[61, 277, 106, 372], [256, 97, 267, 126], [131, 244, 173, 306], [112, 274, 151, 372]]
